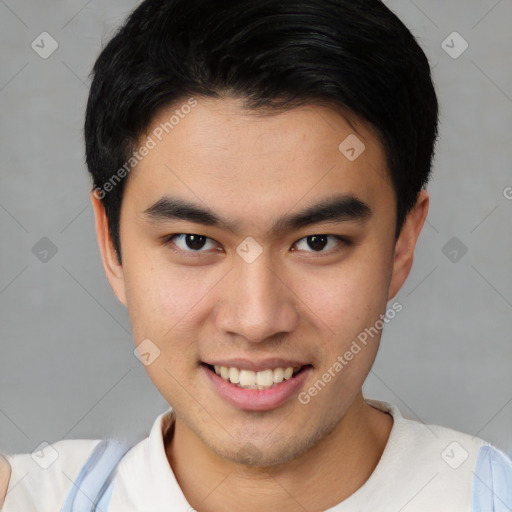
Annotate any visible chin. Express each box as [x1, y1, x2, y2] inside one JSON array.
[[215, 429, 321, 469]]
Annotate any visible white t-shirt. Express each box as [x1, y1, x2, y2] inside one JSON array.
[[2, 397, 511, 511]]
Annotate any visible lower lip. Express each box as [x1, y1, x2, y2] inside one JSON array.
[[202, 364, 312, 411]]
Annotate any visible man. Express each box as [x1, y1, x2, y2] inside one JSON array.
[[1, 0, 511, 510]]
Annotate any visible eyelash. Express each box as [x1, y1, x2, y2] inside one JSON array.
[[163, 233, 352, 257]]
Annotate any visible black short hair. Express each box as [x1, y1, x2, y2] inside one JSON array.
[[85, 0, 439, 264]]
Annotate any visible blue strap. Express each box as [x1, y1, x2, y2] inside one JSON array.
[[472, 444, 512, 512], [60, 438, 132, 512], [95, 479, 115, 512]]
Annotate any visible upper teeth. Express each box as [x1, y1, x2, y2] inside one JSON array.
[[214, 365, 296, 389]]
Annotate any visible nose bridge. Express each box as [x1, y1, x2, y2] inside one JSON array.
[[216, 250, 299, 342]]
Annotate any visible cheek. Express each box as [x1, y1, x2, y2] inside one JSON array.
[[295, 252, 390, 404], [294, 248, 391, 338], [123, 257, 209, 388], [122, 249, 220, 345]]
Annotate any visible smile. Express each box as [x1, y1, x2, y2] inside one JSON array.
[[201, 363, 313, 411], [209, 364, 304, 390]]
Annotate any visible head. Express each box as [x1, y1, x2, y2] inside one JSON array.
[[87, 0, 437, 467]]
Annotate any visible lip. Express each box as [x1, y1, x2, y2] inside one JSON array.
[[202, 358, 310, 372], [202, 363, 313, 411]]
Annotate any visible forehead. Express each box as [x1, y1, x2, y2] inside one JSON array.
[[123, 97, 393, 229]]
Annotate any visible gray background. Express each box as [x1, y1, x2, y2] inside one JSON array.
[[1, 0, 511, 457]]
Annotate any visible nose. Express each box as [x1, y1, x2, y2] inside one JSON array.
[[215, 253, 300, 343]]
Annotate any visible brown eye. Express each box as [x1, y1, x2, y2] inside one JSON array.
[[292, 235, 350, 254], [166, 234, 217, 252], [305, 235, 328, 251]]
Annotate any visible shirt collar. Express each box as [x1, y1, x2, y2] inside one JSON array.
[[109, 406, 192, 510]]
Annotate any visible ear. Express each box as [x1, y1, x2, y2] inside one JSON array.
[[90, 191, 128, 307], [387, 189, 429, 300]]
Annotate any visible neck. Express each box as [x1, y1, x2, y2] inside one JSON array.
[[165, 393, 393, 511]]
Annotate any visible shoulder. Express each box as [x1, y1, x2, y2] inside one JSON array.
[[399, 416, 512, 507], [472, 444, 512, 511], [0, 454, 11, 509], [1, 438, 102, 512], [393, 410, 489, 459]]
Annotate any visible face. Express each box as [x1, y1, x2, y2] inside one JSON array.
[[93, 97, 426, 467]]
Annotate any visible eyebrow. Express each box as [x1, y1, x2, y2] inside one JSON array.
[[143, 194, 372, 235]]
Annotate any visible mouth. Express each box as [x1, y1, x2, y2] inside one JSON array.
[[201, 362, 313, 411], [202, 363, 311, 390]]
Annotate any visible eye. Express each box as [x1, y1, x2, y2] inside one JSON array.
[[292, 235, 350, 254], [165, 234, 219, 253], [164, 233, 350, 256]]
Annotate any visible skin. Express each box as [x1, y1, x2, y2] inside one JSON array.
[[0, 456, 9, 509], [0, 97, 429, 512]]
